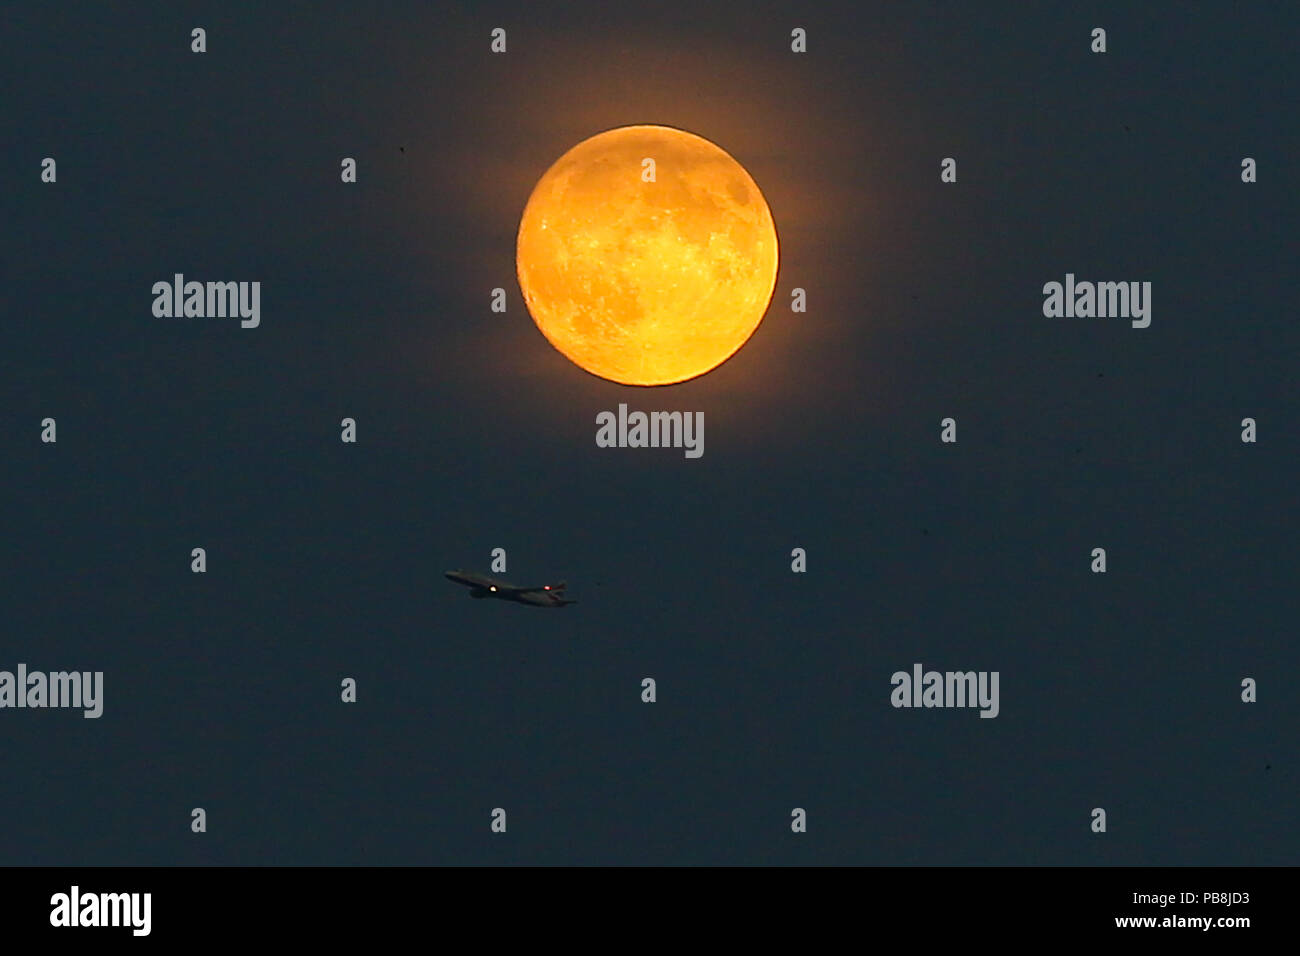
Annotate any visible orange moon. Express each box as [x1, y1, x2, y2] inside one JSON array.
[[516, 125, 779, 386]]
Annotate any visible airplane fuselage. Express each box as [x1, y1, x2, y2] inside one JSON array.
[[444, 570, 575, 607]]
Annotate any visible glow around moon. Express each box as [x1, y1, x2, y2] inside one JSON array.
[[516, 125, 779, 386]]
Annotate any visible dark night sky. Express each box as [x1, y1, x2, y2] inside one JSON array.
[[4, 1, 1297, 864]]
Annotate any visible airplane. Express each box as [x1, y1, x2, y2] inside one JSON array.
[[444, 569, 577, 607]]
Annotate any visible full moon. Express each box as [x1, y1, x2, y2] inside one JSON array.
[[516, 125, 779, 386]]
